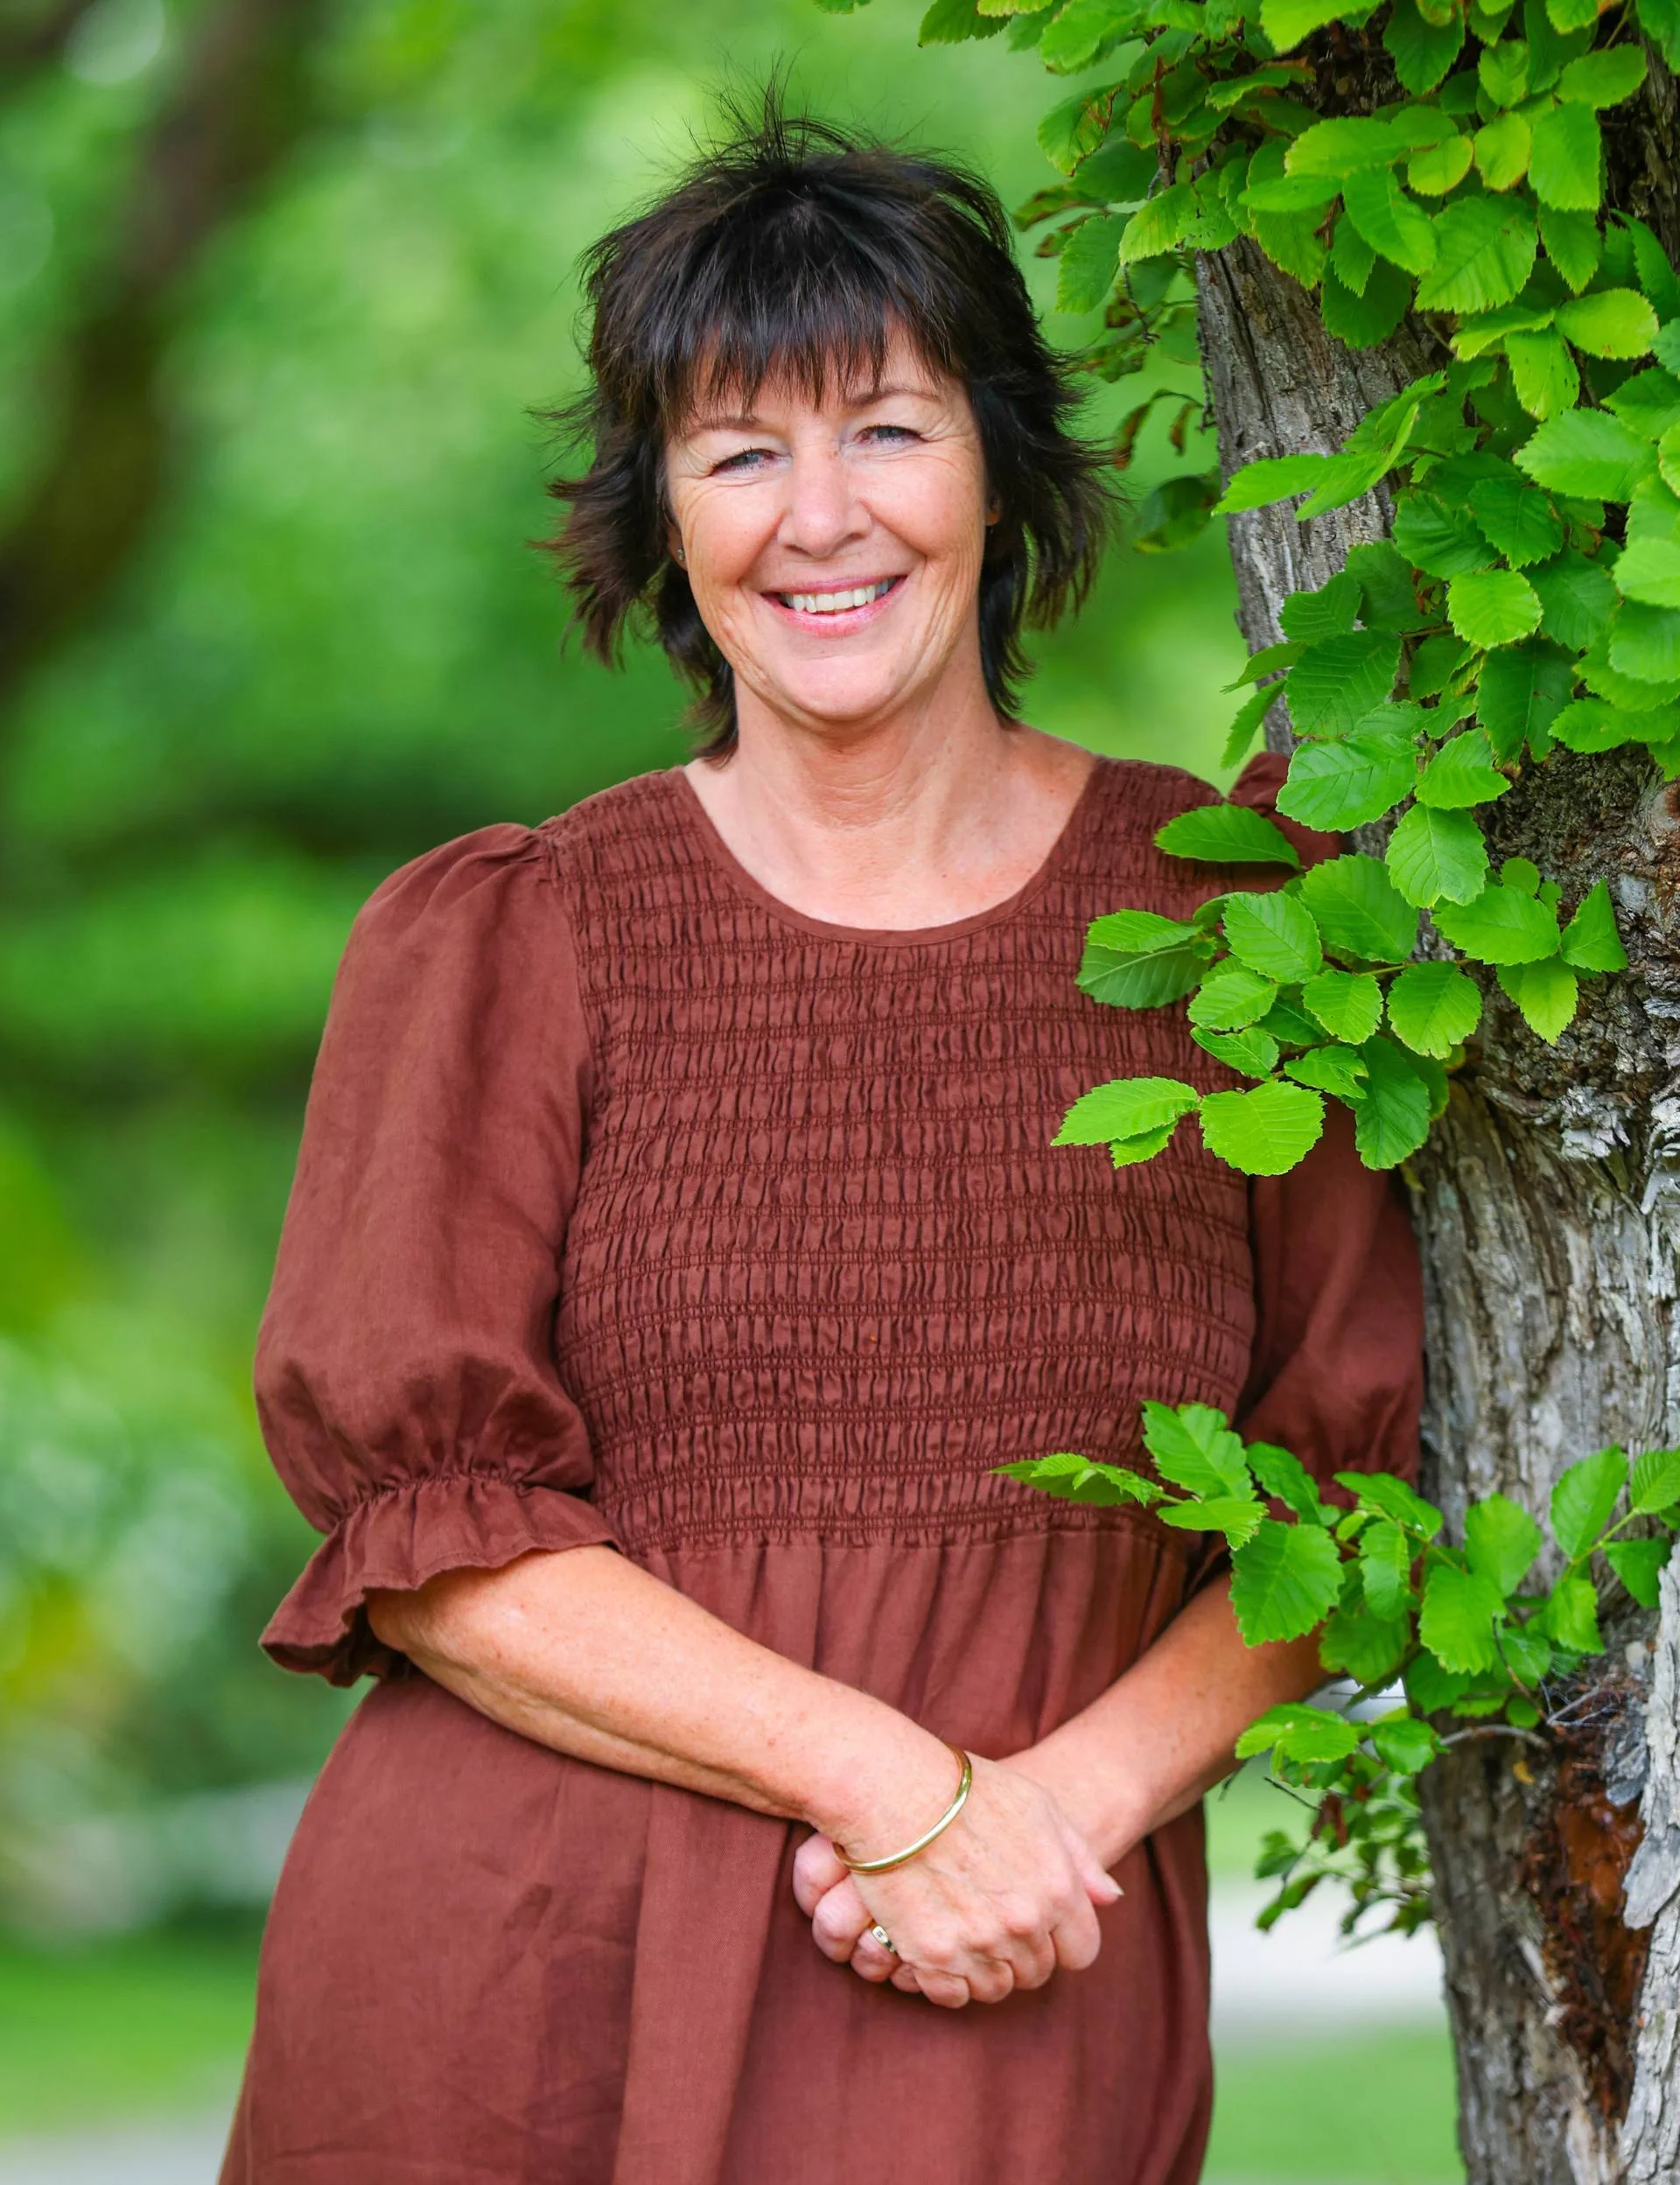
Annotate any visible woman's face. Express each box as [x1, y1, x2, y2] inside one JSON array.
[[663, 334, 995, 736]]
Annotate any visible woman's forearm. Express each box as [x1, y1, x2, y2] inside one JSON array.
[[1006, 1576, 1324, 1866], [368, 1546, 957, 1857]]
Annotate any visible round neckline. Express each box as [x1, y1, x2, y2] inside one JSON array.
[[665, 753, 1110, 948]]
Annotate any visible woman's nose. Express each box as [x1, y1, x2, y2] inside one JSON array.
[[778, 445, 868, 560]]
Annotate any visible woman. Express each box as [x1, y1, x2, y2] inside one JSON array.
[[223, 106, 1422, 2185]]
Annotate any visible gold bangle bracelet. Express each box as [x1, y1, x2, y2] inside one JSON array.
[[836, 1745, 974, 1875]]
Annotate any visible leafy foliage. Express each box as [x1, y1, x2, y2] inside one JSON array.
[[1004, 1407, 1679, 1935]]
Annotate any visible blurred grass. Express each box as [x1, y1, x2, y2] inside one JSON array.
[[1206, 2027, 1462, 2185]]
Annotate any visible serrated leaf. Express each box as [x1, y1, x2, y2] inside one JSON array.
[[1386, 0, 1466, 90], [1611, 599, 1680, 683], [1554, 288, 1659, 361], [1199, 1079, 1326, 1174], [1630, 1448, 1680, 1512], [1359, 1517, 1416, 1617], [1474, 109, 1533, 191], [1517, 408, 1658, 499], [1214, 453, 1339, 515], [1276, 722, 1418, 830], [920, 0, 1012, 36], [1320, 256, 1415, 349], [1348, 542, 1432, 632], [1078, 925, 1208, 1007], [1056, 212, 1127, 312], [1279, 573, 1362, 642], [1221, 679, 1291, 769], [1247, 1440, 1329, 1522], [996, 1452, 1165, 1503], [1142, 1399, 1251, 1495], [1393, 490, 1498, 578], [1420, 1561, 1507, 1673], [1231, 1519, 1347, 1642], [1478, 638, 1576, 759], [1301, 855, 1420, 963], [1156, 804, 1301, 867], [1497, 955, 1579, 1039], [1353, 1036, 1436, 1166], [1320, 1605, 1412, 1684], [1467, 474, 1565, 566], [1332, 208, 1379, 293], [1289, 632, 1405, 737], [1478, 37, 1530, 106], [1551, 1445, 1628, 1558], [1417, 726, 1512, 808], [1116, 183, 1194, 265], [1606, 1537, 1673, 1608], [1614, 536, 1680, 608], [1433, 879, 1563, 963], [1558, 44, 1648, 104], [1341, 166, 1438, 274], [1054, 1075, 1201, 1146], [1188, 964, 1280, 1031], [1193, 1025, 1283, 1077], [1542, 1569, 1603, 1652], [1606, 368, 1680, 444], [1158, 1495, 1268, 1546], [1235, 1698, 1360, 1761], [1538, 201, 1603, 290], [1407, 1651, 1473, 1710], [1561, 879, 1628, 971], [1037, 82, 1124, 173], [1387, 961, 1483, 1055], [1284, 1042, 1371, 1098], [1370, 1713, 1442, 1774], [1222, 890, 1325, 984], [1285, 116, 1410, 174], [1528, 99, 1603, 209], [1530, 550, 1620, 648], [1447, 568, 1546, 648], [1386, 803, 1490, 907], [1336, 1468, 1445, 1539], [1303, 968, 1384, 1042], [1465, 1493, 1544, 1594], [1415, 192, 1538, 312], [1507, 326, 1582, 417], [1108, 1124, 1176, 1166], [1409, 132, 1475, 193]]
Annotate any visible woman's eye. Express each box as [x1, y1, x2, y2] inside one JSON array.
[[859, 424, 917, 446], [713, 447, 775, 474]]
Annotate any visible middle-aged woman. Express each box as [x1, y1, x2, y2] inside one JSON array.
[[223, 104, 1423, 2185]]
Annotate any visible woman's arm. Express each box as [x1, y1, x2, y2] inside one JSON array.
[[368, 1546, 1117, 2007]]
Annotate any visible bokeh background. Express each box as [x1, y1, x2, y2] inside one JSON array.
[[0, 1, 1458, 2176]]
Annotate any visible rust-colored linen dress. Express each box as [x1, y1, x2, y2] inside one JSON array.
[[223, 750, 1422, 2185]]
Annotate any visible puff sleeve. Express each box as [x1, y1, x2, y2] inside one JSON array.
[[256, 826, 618, 1686], [1226, 751, 1425, 1493]]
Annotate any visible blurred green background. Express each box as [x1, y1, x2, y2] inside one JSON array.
[[0, 0, 1457, 2174]]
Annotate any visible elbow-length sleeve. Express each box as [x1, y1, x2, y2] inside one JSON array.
[[1225, 749, 1425, 1495], [256, 825, 618, 1686]]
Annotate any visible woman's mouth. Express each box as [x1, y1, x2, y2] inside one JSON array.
[[767, 575, 905, 628]]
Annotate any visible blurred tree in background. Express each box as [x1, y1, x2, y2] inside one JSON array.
[[0, 0, 1241, 1931]]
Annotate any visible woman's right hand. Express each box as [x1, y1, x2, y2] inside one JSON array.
[[796, 1753, 1120, 2008]]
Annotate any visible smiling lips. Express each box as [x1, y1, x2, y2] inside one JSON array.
[[769, 574, 903, 626]]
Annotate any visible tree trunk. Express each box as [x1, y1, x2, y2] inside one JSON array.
[[1194, 53, 1680, 2176]]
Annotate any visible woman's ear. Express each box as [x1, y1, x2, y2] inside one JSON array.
[[667, 523, 687, 566]]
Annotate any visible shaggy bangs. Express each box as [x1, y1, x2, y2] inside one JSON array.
[[542, 95, 1115, 753]]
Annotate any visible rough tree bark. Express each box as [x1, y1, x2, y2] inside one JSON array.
[[1195, 42, 1680, 2183]]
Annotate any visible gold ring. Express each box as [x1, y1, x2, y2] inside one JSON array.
[[867, 1922, 896, 1953]]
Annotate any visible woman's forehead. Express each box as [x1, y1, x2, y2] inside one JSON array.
[[676, 340, 959, 431]]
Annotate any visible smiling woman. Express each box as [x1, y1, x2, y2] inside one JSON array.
[[220, 92, 1424, 2185]]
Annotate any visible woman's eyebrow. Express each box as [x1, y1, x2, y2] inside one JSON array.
[[686, 382, 936, 432]]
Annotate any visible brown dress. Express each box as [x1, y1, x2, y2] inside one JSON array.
[[222, 752, 1423, 2185]]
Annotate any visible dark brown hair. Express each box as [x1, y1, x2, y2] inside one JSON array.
[[541, 92, 1115, 754]]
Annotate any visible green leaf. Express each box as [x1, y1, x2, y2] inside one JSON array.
[[1116, 184, 1194, 266], [1528, 100, 1603, 210], [1214, 454, 1339, 515], [1279, 573, 1362, 641], [1040, 0, 1143, 68], [1496, 955, 1579, 1039], [1538, 202, 1603, 291], [1188, 964, 1281, 1031], [1541, 1570, 1603, 1653], [1409, 632, 1474, 700], [1231, 1519, 1347, 1643], [1465, 1493, 1544, 1594], [1447, 569, 1546, 649], [1611, 599, 1680, 683], [1221, 679, 1291, 770], [1624, 213, 1680, 319], [1297, 382, 1440, 518], [1387, 961, 1483, 1055], [996, 1452, 1165, 1503], [1284, 1041, 1371, 1098], [1320, 1605, 1411, 1684], [1259, 0, 1346, 50], [1409, 133, 1476, 194], [1235, 1698, 1361, 1762], [1320, 257, 1415, 349], [1417, 726, 1512, 808], [1516, 409, 1657, 500], [1193, 1025, 1283, 1078], [1558, 44, 1648, 104], [1360, 1517, 1416, 1616], [1560, 879, 1628, 972], [1141, 1399, 1251, 1495], [1414, 193, 1538, 313], [1288, 632, 1404, 737], [1078, 914, 1208, 1007], [1054, 1075, 1201, 1146], [920, 0, 1012, 35], [1276, 722, 1418, 830], [1529, 550, 1620, 649], [1474, 109, 1534, 191], [1335, 1469, 1444, 1540], [1303, 968, 1384, 1043], [1056, 212, 1127, 312], [1631, 1447, 1680, 1513], [1420, 1561, 1508, 1673], [1348, 541, 1432, 632], [1433, 879, 1563, 963], [1353, 1036, 1436, 1166], [1500, 1623, 1553, 1684], [1467, 475, 1565, 567], [1385, 0, 1466, 91], [1247, 1439, 1329, 1522], [1478, 638, 1576, 760], [1285, 117, 1410, 174], [1158, 1495, 1268, 1547], [1222, 891, 1325, 984], [1341, 167, 1438, 275], [1581, 631, 1680, 708], [1199, 1079, 1326, 1174], [1555, 288, 1660, 361], [1479, 37, 1531, 106], [1605, 368, 1680, 443], [1387, 803, 1491, 906], [1370, 1713, 1442, 1775], [1507, 326, 1582, 418], [1331, 209, 1380, 294], [1606, 1537, 1673, 1608], [1107, 1124, 1177, 1166], [1155, 805, 1302, 867], [1551, 1445, 1628, 1558], [1393, 490, 1498, 579], [1614, 536, 1680, 607], [1037, 82, 1124, 173], [1301, 855, 1420, 963]]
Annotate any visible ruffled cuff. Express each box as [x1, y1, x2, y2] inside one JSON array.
[[261, 1474, 620, 1685]]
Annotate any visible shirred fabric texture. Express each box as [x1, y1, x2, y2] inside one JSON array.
[[226, 753, 1424, 2185]]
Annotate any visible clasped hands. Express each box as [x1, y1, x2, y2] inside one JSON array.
[[793, 1752, 1120, 2010]]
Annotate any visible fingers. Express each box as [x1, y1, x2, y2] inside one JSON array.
[[1050, 1893, 1103, 1974], [809, 1876, 874, 1965], [1062, 1820, 1124, 1909], [792, 1831, 850, 1917]]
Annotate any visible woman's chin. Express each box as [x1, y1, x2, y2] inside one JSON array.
[[749, 666, 939, 733]]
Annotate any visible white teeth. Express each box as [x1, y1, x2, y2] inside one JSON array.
[[781, 578, 894, 614]]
